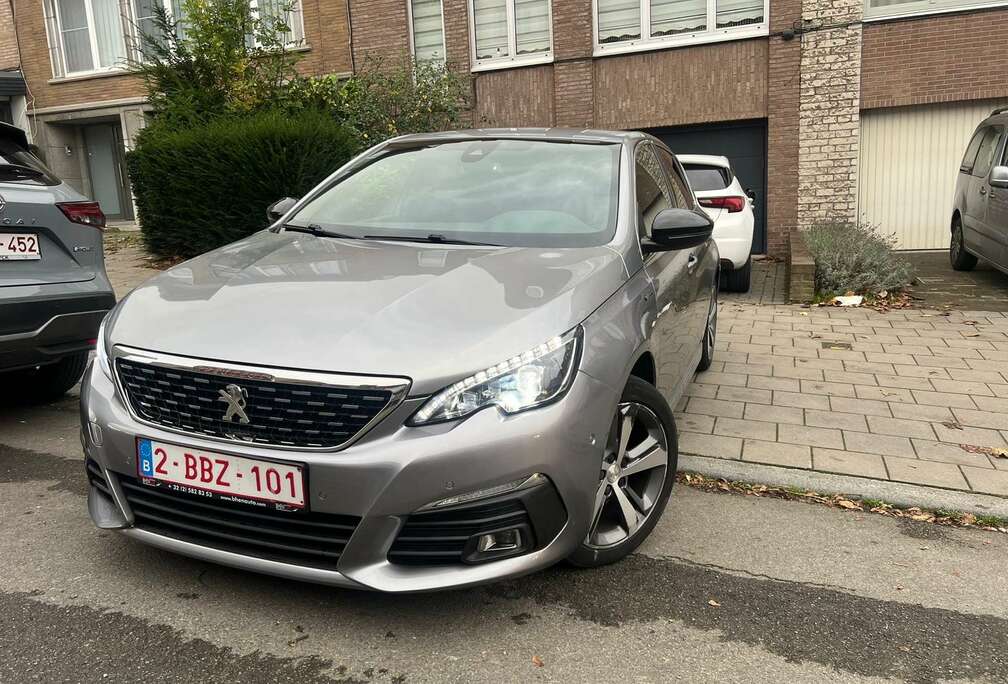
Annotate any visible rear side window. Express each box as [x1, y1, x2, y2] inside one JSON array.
[[634, 144, 673, 238], [654, 147, 693, 209], [973, 126, 1004, 178], [683, 163, 731, 191], [960, 128, 986, 173], [0, 139, 61, 186]]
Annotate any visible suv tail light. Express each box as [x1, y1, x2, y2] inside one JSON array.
[[57, 202, 106, 229], [698, 196, 746, 213]]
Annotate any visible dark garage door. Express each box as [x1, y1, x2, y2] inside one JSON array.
[[647, 119, 767, 254]]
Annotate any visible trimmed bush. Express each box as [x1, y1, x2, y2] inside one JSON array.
[[804, 221, 914, 296], [128, 110, 359, 259]]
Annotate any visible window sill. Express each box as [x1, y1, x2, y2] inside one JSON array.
[[48, 68, 132, 85], [471, 52, 553, 73], [863, 1, 1008, 21], [592, 24, 768, 58]]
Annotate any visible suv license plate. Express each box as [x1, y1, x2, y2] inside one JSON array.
[[0, 233, 41, 260], [137, 438, 306, 510]]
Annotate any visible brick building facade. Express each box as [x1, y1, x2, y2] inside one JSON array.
[[4, 0, 1008, 249]]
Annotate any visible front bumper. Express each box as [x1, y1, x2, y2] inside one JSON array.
[[80, 361, 619, 592]]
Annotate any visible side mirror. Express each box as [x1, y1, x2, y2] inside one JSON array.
[[267, 196, 299, 222], [991, 166, 1008, 189], [644, 208, 714, 253]]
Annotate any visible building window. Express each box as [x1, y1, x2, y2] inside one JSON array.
[[595, 0, 767, 55], [44, 0, 129, 77], [43, 0, 305, 79], [469, 0, 553, 70], [864, 0, 1008, 20], [250, 0, 306, 46], [409, 0, 446, 63]]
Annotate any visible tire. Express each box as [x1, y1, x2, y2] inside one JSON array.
[[722, 257, 752, 292], [696, 285, 718, 372], [950, 217, 977, 271], [15, 352, 89, 403], [567, 376, 678, 568]]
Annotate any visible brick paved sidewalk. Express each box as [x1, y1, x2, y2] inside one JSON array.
[[678, 300, 1008, 498]]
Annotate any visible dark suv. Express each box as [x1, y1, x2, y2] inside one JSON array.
[[950, 107, 1008, 272], [0, 122, 115, 400]]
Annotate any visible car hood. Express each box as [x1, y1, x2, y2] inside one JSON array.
[[109, 231, 628, 395]]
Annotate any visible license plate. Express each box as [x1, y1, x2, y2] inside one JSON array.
[[0, 233, 41, 260], [137, 438, 306, 510]]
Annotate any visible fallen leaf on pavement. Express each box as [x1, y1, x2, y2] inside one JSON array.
[[895, 585, 904, 591], [942, 421, 963, 430], [708, 600, 721, 607], [838, 500, 861, 510], [531, 656, 544, 668]]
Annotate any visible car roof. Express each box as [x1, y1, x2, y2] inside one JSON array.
[[980, 107, 1008, 127], [387, 127, 649, 147], [676, 154, 731, 168]]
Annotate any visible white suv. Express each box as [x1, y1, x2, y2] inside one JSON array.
[[679, 154, 755, 292]]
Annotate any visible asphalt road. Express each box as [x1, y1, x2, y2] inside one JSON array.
[[1, 391, 1007, 683]]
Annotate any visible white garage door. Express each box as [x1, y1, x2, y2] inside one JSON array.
[[859, 99, 1008, 250]]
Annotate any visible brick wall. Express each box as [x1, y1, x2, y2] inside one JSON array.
[[0, 0, 18, 70], [765, 0, 802, 257], [861, 8, 1008, 109], [594, 39, 769, 130], [475, 65, 554, 126], [349, 0, 409, 66], [796, 0, 862, 227]]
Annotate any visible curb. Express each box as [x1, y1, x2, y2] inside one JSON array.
[[679, 454, 1008, 518]]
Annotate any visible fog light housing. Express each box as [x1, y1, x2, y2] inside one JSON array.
[[463, 524, 532, 564], [478, 528, 522, 553]]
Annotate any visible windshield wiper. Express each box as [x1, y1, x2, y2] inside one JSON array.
[[363, 233, 502, 247], [283, 223, 359, 239]]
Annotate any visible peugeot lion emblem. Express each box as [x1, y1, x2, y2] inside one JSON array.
[[218, 384, 250, 424]]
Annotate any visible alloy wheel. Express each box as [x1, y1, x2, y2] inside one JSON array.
[[586, 402, 669, 549]]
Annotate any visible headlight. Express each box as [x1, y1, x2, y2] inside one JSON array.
[[95, 315, 112, 379], [410, 328, 582, 425]]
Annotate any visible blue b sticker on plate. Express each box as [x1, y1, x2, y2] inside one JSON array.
[[138, 438, 154, 477]]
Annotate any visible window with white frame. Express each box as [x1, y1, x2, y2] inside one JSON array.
[[43, 0, 129, 77], [251, 0, 306, 46], [470, 0, 552, 69], [864, 0, 1008, 20], [409, 0, 446, 63], [596, 0, 767, 54], [43, 0, 305, 79]]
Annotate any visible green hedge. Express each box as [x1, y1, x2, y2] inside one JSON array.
[[128, 110, 360, 259]]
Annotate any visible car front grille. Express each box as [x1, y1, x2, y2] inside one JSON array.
[[115, 358, 399, 449], [118, 474, 361, 570], [388, 497, 533, 566]]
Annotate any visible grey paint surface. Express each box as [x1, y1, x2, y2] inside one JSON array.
[[2, 395, 1007, 682], [0, 122, 115, 372], [953, 110, 1008, 268], [84, 129, 720, 591]]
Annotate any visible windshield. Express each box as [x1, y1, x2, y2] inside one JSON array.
[[0, 139, 61, 186], [289, 139, 621, 248]]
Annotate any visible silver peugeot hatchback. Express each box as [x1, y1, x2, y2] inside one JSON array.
[[81, 129, 719, 592]]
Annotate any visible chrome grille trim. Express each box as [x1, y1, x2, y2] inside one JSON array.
[[111, 346, 411, 452]]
